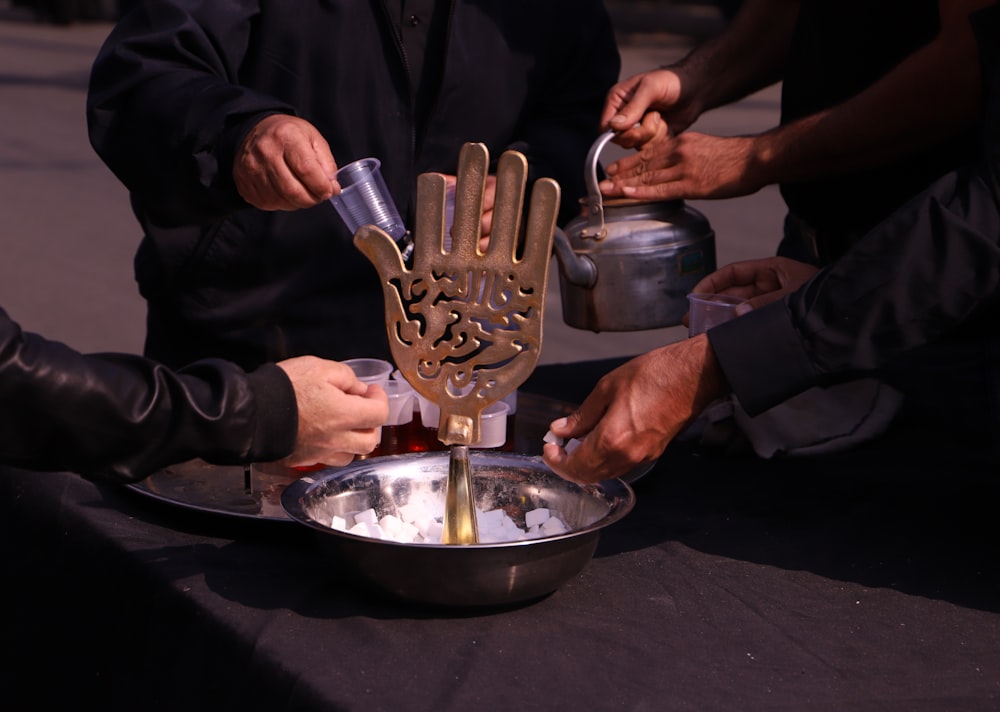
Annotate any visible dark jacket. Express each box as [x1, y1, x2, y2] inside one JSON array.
[[711, 3, 1000, 431], [86, 0, 621, 370], [0, 306, 296, 482]]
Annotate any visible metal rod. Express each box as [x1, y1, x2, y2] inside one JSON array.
[[442, 445, 478, 545]]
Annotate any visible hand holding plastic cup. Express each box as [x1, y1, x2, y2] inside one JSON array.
[[687, 292, 750, 336], [343, 357, 393, 388], [346, 357, 393, 434], [329, 157, 406, 241], [292, 358, 393, 469]]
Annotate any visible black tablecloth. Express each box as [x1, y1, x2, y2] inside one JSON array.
[[3, 360, 999, 710]]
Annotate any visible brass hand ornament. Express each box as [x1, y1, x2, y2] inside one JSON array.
[[354, 142, 559, 447]]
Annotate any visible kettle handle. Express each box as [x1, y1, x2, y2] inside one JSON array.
[[579, 129, 618, 240]]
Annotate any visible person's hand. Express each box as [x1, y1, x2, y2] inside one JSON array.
[[692, 257, 819, 311], [605, 110, 671, 151], [542, 335, 728, 484], [354, 143, 558, 445], [599, 132, 766, 202], [234, 114, 339, 211], [442, 174, 497, 248], [601, 68, 703, 146], [276, 356, 389, 467]]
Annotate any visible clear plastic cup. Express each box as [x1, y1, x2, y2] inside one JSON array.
[[500, 389, 518, 450], [687, 293, 749, 336], [410, 391, 445, 451], [474, 401, 509, 449], [501, 389, 517, 416], [384, 378, 415, 424], [393, 369, 422, 415], [329, 157, 406, 240], [343, 358, 393, 388]]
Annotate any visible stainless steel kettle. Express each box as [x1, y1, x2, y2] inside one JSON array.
[[553, 131, 717, 332]]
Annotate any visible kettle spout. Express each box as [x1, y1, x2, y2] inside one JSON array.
[[552, 228, 597, 289]]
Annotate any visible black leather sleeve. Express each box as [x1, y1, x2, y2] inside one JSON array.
[[0, 308, 297, 482]]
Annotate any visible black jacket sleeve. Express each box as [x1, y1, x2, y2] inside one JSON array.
[[710, 4, 1000, 416], [0, 307, 297, 483], [86, 0, 290, 226]]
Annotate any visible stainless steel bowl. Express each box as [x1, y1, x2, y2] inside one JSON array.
[[281, 451, 635, 607]]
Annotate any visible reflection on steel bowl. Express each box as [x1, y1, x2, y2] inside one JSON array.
[[280, 451, 635, 608]]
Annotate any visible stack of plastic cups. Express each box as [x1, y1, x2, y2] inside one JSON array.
[[328, 158, 406, 242]]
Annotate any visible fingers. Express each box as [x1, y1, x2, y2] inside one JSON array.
[[690, 261, 763, 296], [541, 390, 619, 484], [487, 154, 525, 258], [433, 146, 555, 265], [414, 172, 451, 261], [520, 177, 560, 269], [479, 175, 497, 246], [234, 115, 337, 210], [353, 225, 411, 327], [600, 140, 679, 198], [684, 263, 792, 331], [543, 343, 724, 484], [353, 224, 407, 276], [277, 356, 391, 467], [312, 134, 339, 191], [609, 111, 666, 150], [599, 165, 685, 201], [542, 432, 637, 485], [605, 71, 676, 132], [434, 174, 496, 248], [310, 451, 357, 468], [450, 142, 489, 260], [690, 257, 819, 300], [600, 133, 759, 202], [600, 74, 644, 131]]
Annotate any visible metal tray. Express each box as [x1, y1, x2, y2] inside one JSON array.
[[127, 391, 583, 523]]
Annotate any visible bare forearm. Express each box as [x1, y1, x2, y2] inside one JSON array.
[[670, 0, 799, 113], [749, 2, 985, 185]]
